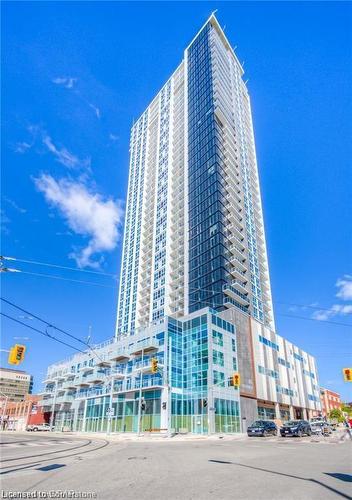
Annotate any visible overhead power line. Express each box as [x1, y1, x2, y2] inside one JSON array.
[[186, 285, 351, 315], [277, 313, 352, 328], [187, 298, 352, 328], [0, 312, 85, 353], [0, 297, 105, 362], [0, 256, 117, 278], [2, 269, 117, 288]]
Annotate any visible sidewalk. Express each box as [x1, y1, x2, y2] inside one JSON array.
[[0, 429, 248, 442]]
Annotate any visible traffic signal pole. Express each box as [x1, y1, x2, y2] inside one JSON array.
[[167, 338, 172, 438], [137, 348, 144, 436]]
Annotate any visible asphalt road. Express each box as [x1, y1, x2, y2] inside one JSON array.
[[1, 431, 351, 500]]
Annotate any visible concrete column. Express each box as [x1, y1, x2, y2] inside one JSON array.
[[101, 396, 107, 432], [72, 403, 79, 431], [275, 402, 281, 420], [82, 399, 88, 432], [289, 405, 295, 420], [302, 408, 308, 420]]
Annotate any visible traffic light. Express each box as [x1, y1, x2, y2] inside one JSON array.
[[151, 358, 158, 373], [141, 399, 146, 411], [8, 344, 26, 365], [202, 399, 208, 408], [343, 368, 352, 382], [229, 372, 240, 388], [162, 402, 167, 410]]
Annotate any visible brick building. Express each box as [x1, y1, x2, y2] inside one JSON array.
[[2, 395, 50, 431], [320, 388, 342, 417]]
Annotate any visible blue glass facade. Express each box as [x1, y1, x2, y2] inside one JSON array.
[[187, 23, 230, 314]]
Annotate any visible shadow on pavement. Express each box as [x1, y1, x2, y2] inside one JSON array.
[[324, 473, 352, 483], [208, 460, 351, 499]]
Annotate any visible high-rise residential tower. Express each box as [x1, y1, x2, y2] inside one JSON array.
[[116, 14, 274, 336], [40, 14, 322, 434]]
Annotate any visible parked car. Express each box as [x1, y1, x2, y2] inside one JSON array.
[[310, 421, 332, 435], [280, 420, 311, 437], [247, 420, 277, 437], [27, 423, 51, 432]]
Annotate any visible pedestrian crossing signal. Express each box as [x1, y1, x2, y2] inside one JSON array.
[[8, 344, 26, 365], [343, 368, 352, 382], [151, 358, 158, 373], [229, 372, 240, 388]]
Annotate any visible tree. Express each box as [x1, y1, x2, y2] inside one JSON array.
[[341, 404, 352, 417], [328, 408, 344, 423]]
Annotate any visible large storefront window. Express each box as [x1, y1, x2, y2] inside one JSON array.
[[214, 398, 240, 433], [257, 406, 276, 420], [85, 391, 161, 433]]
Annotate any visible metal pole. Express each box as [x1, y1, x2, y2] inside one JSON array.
[[107, 375, 114, 435], [49, 379, 58, 432], [137, 348, 144, 436], [167, 338, 172, 438], [208, 385, 213, 436]]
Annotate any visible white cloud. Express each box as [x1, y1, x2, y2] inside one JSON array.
[[3, 197, 27, 214], [336, 275, 352, 301], [89, 103, 101, 119], [312, 304, 352, 321], [14, 142, 32, 154], [0, 210, 10, 234], [109, 133, 119, 142], [34, 174, 124, 268], [53, 77, 77, 89], [42, 134, 91, 171], [311, 275, 352, 321]]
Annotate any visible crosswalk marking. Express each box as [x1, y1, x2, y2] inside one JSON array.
[[1, 440, 76, 448]]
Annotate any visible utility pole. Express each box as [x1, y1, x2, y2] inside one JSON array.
[[49, 379, 58, 432], [107, 371, 117, 435], [137, 348, 144, 436]]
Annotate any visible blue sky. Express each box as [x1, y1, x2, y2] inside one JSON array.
[[1, 2, 351, 400]]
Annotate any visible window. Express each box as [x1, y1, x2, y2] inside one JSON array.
[[213, 370, 225, 386], [213, 350, 224, 367], [212, 330, 223, 346], [259, 335, 279, 351]]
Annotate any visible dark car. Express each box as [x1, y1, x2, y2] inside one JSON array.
[[247, 420, 277, 437], [280, 420, 311, 437]]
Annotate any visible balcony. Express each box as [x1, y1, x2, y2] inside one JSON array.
[[38, 389, 54, 396], [95, 360, 111, 368], [40, 397, 54, 407], [63, 379, 78, 390], [224, 296, 250, 313], [76, 376, 91, 387], [130, 340, 159, 356], [56, 394, 75, 404], [85, 369, 108, 385], [229, 279, 248, 294], [80, 366, 94, 374], [228, 266, 247, 281], [110, 348, 130, 363], [223, 284, 249, 306]]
